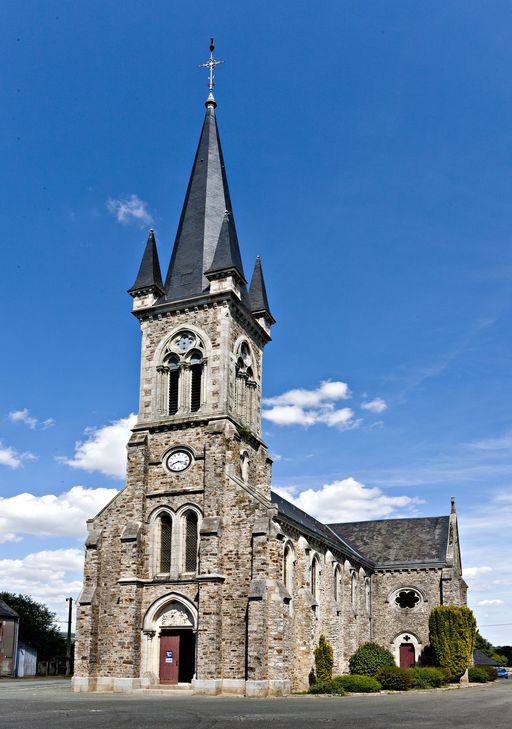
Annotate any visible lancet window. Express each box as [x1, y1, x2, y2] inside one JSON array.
[[157, 331, 206, 417], [152, 506, 202, 578], [235, 341, 257, 430], [333, 564, 342, 603], [158, 512, 173, 574], [283, 542, 295, 592], [183, 510, 199, 573], [311, 555, 320, 601]]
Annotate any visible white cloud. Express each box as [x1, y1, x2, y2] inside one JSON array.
[[477, 599, 504, 606], [361, 398, 388, 414], [0, 442, 36, 469], [264, 380, 350, 408], [60, 414, 136, 478], [463, 566, 493, 579], [0, 486, 118, 542], [263, 380, 358, 429], [469, 432, 512, 450], [0, 549, 85, 628], [106, 194, 153, 227], [273, 477, 421, 523], [8, 408, 55, 430], [9, 408, 38, 428]]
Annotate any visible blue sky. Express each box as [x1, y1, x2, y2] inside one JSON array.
[[1, 1, 511, 645]]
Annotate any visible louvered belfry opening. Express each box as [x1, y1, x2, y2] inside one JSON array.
[[184, 511, 198, 572], [159, 513, 172, 573], [190, 352, 203, 412], [168, 358, 180, 415]]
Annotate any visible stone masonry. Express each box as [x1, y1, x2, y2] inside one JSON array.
[[72, 88, 467, 696]]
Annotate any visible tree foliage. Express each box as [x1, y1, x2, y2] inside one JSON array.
[[0, 592, 66, 659], [475, 631, 508, 666], [428, 606, 476, 681], [348, 642, 395, 677], [314, 634, 334, 682]]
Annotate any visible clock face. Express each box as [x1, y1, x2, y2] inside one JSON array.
[[167, 450, 192, 473]]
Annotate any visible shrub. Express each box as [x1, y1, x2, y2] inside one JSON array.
[[408, 667, 447, 689], [314, 635, 334, 682], [331, 674, 382, 693], [429, 606, 476, 681], [349, 642, 395, 677], [309, 680, 346, 695], [376, 665, 411, 691], [468, 666, 495, 683]]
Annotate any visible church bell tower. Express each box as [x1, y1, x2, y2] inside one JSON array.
[[73, 41, 277, 695]]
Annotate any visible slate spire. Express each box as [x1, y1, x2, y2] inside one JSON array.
[[128, 229, 164, 295], [249, 256, 274, 323], [163, 102, 247, 302], [205, 211, 246, 281]]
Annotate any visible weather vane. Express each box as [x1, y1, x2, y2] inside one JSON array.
[[199, 38, 224, 103]]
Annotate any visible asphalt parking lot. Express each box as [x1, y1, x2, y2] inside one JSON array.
[[0, 678, 511, 729]]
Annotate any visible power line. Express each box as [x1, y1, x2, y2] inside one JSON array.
[[478, 623, 512, 627]]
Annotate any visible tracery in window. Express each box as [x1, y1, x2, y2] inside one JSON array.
[[235, 341, 257, 429], [395, 589, 420, 609], [183, 510, 199, 573], [158, 330, 206, 416]]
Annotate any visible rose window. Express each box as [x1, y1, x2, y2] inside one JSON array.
[[395, 590, 420, 609]]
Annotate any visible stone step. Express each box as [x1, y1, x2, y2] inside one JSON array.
[[134, 683, 193, 696]]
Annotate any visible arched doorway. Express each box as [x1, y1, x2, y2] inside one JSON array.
[[142, 594, 197, 685], [392, 632, 421, 668]]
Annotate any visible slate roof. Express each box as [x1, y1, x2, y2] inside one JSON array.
[[0, 598, 19, 619], [249, 257, 274, 322], [473, 649, 499, 667], [128, 229, 164, 294], [162, 103, 247, 303], [271, 491, 370, 566], [328, 516, 450, 567]]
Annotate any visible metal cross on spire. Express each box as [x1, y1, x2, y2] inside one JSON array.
[[199, 38, 224, 106]]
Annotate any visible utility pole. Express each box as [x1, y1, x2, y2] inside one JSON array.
[[65, 597, 73, 676]]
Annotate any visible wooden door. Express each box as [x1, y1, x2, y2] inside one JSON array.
[[399, 643, 415, 669], [159, 635, 180, 684]]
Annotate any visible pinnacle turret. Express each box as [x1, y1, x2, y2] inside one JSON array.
[[249, 256, 274, 324], [128, 229, 164, 295]]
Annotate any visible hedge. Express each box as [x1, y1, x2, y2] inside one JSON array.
[[376, 665, 411, 691], [331, 674, 382, 693], [469, 666, 496, 683], [408, 667, 447, 689], [348, 642, 395, 677]]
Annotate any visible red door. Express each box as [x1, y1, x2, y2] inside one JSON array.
[[160, 635, 180, 684], [399, 643, 415, 668]]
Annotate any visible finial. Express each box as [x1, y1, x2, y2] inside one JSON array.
[[451, 496, 456, 514], [199, 37, 224, 107]]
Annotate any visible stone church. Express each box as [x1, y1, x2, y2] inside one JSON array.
[[73, 64, 467, 695]]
